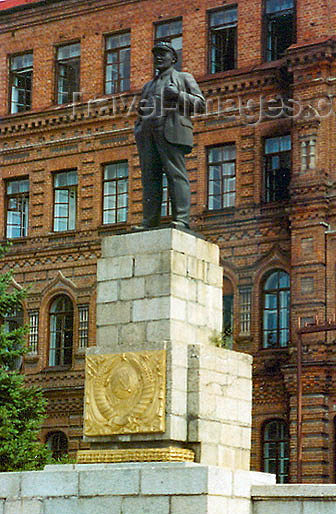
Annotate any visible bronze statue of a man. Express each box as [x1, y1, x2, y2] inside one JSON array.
[[134, 41, 205, 229]]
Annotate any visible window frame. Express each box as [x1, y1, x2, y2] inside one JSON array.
[[208, 5, 238, 74], [239, 285, 252, 335], [104, 31, 131, 95], [78, 304, 89, 351], [8, 51, 33, 114], [46, 431, 68, 459], [262, 419, 289, 483], [161, 174, 172, 218], [102, 161, 128, 225], [263, 0, 296, 62], [207, 143, 236, 211], [154, 17, 183, 71], [53, 170, 78, 232], [48, 295, 74, 368], [262, 269, 290, 349], [5, 177, 29, 239], [55, 42, 80, 105], [28, 310, 39, 354], [263, 134, 291, 203]]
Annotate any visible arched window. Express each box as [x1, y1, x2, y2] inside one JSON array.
[[49, 295, 73, 367], [262, 270, 290, 348], [46, 431, 68, 459], [263, 419, 289, 483]]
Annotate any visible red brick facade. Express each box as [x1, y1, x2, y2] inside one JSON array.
[[1, 0, 336, 482]]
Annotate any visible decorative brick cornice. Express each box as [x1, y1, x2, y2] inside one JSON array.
[[287, 38, 336, 70]]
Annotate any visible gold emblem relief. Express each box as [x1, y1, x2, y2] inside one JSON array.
[[84, 350, 166, 436]]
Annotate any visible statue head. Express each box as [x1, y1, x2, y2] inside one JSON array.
[[152, 41, 178, 72]]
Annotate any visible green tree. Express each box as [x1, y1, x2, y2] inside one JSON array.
[[0, 245, 50, 471]]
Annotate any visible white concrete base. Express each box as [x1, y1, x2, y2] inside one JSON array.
[[252, 485, 336, 514], [0, 462, 275, 514]]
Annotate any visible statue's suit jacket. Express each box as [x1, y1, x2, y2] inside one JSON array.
[[135, 68, 205, 154]]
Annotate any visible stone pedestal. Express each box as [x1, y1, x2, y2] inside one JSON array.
[[0, 228, 276, 514], [0, 463, 276, 514], [80, 228, 252, 470], [95, 228, 222, 347]]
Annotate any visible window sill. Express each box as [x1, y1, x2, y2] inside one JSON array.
[[98, 223, 129, 235], [42, 365, 72, 372], [3, 237, 28, 245], [25, 352, 39, 363], [48, 231, 77, 241], [259, 346, 289, 353]]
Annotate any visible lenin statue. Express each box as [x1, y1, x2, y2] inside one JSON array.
[[134, 41, 205, 230]]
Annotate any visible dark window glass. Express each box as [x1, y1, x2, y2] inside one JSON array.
[[9, 53, 33, 113], [105, 32, 130, 94], [263, 270, 290, 348], [53, 170, 77, 232], [46, 431, 68, 459], [56, 43, 80, 105], [263, 420, 289, 483], [103, 162, 128, 224], [155, 19, 182, 71], [208, 144, 236, 210], [264, 0, 295, 61], [264, 135, 291, 202], [209, 7, 237, 73], [6, 178, 29, 238], [49, 295, 73, 367]]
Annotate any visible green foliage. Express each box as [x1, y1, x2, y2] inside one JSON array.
[[209, 328, 234, 350], [0, 244, 51, 472]]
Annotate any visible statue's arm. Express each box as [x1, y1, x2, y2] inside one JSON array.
[[178, 73, 206, 115], [136, 82, 152, 118]]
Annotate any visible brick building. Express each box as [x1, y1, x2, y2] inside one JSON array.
[[1, 0, 336, 482]]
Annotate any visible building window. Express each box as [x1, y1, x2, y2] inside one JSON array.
[[46, 431, 68, 459], [208, 144, 236, 210], [9, 53, 33, 114], [49, 295, 73, 367], [262, 270, 290, 349], [301, 138, 316, 171], [78, 305, 89, 350], [155, 19, 182, 71], [263, 420, 289, 483], [223, 277, 234, 345], [56, 43, 80, 105], [3, 306, 24, 333], [53, 170, 78, 232], [264, 135, 291, 202], [264, 0, 295, 62], [105, 32, 130, 94], [28, 310, 39, 354], [239, 286, 251, 335], [208, 7, 237, 74], [3, 305, 24, 370], [103, 162, 128, 224], [161, 175, 171, 217], [6, 178, 29, 239]]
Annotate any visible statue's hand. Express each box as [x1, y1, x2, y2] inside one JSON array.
[[138, 98, 148, 114], [163, 83, 179, 101]]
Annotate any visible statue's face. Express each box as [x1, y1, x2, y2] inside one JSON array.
[[153, 48, 175, 73]]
